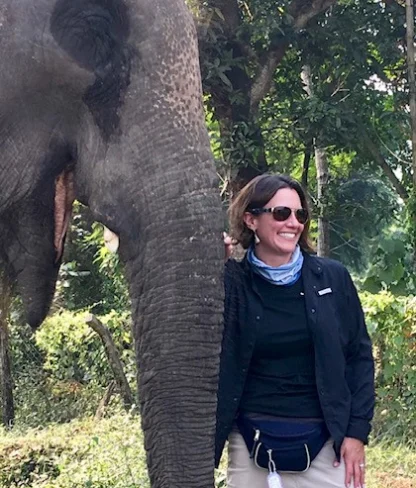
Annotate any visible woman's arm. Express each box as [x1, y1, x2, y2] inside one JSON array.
[[337, 269, 374, 488], [343, 269, 375, 443]]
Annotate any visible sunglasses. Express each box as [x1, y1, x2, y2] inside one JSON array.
[[249, 206, 309, 224]]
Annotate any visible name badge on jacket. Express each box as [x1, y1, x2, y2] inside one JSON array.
[[317, 287, 332, 296]]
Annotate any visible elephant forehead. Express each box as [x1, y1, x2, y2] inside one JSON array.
[[161, 28, 203, 127], [141, 6, 205, 130]]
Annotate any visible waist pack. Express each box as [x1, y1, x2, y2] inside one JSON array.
[[236, 414, 330, 473]]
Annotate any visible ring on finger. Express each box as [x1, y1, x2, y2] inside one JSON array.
[[359, 463, 365, 469]]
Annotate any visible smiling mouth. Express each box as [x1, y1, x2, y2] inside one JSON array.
[[278, 233, 297, 239]]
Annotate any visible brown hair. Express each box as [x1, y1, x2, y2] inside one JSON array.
[[228, 174, 315, 252]]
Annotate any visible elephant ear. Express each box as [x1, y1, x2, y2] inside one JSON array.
[[50, 0, 133, 141]]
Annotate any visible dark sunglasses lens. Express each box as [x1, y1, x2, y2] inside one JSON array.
[[272, 207, 292, 221], [271, 207, 308, 223], [296, 209, 308, 224]]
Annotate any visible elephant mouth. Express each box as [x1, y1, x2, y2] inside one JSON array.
[[54, 170, 75, 262]]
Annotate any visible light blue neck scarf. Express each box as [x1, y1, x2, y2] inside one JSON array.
[[247, 244, 304, 286]]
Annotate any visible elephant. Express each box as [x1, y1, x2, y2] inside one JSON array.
[[0, 1, 224, 487]]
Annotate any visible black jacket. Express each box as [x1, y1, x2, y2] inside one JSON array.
[[215, 252, 375, 467]]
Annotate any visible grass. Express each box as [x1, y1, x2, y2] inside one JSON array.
[[0, 415, 415, 488], [0, 415, 149, 488], [366, 441, 416, 488]]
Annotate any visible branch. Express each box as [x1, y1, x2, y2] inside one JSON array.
[[289, 0, 337, 30], [250, 0, 337, 114], [329, 223, 360, 252], [86, 314, 136, 413], [377, 135, 412, 166], [95, 380, 116, 420], [361, 132, 409, 202], [250, 43, 290, 114]]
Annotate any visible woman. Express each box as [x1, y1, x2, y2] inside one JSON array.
[[216, 174, 374, 488]]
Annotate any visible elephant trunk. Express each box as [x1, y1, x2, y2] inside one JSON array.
[[121, 183, 224, 488]]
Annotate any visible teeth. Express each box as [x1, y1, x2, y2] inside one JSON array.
[[279, 233, 296, 239], [104, 226, 120, 253]]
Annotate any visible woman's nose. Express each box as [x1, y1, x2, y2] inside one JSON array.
[[286, 212, 298, 226]]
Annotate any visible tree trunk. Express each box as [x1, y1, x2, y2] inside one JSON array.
[[206, 42, 269, 193], [406, 0, 416, 188], [314, 145, 331, 257], [301, 142, 313, 190], [301, 65, 331, 257], [0, 276, 14, 428], [406, 0, 416, 270], [86, 314, 135, 412]]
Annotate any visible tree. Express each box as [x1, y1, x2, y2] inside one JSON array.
[[405, 0, 416, 269], [196, 0, 412, 274], [196, 0, 336, 192], [301, 64, 330, 256]]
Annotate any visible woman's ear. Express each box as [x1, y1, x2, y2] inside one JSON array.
[[243, 212, 257, 232]]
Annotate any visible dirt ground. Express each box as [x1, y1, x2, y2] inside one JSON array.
[[372, 472, 415, 488]]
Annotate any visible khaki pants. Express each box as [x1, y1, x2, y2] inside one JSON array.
[[227, 430, 346, 488]]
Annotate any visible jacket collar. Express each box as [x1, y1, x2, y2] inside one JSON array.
[[302, 251, 323, 276]]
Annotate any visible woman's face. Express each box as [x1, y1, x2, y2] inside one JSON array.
[[244, 188, 305, 266]]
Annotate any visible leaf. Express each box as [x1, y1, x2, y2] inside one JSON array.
[[214, 7, 225, 21], [218, 71, 233, 89]]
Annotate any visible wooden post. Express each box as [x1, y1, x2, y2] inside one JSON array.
[[0, 275, 14, 428], [86, 314, 135, 412]]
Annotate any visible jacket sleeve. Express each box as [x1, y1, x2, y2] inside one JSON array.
[[343, 269, 375, 444]]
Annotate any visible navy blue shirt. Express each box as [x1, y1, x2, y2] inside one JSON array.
[[240, 274, 323, 418]]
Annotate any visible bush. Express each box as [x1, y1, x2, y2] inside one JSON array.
[[35, 310, 136, 388], [8, 309, 136, 429], [13, 369, 108, 427], [361, 292, 416, 442]]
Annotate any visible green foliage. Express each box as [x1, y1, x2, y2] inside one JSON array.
[[8, 310, 135, 428], [12, 367, 114, 428], [58, 203, 129, 315], [327, 174, 399, 270], [406, 192, 416, 268], [361, 292, 416, 442], [35, 310, 135, 388], [363, 228, 415, 295], [199, 0, 409, 273]]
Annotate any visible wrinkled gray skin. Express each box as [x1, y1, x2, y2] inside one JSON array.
[[0, 0, 224, 486]]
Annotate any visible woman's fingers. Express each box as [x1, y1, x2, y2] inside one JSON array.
[[344, 457, 353, 488], [359, 460, 366, 487], [341, 437, 365, 488], [223, 232, 234, 260]]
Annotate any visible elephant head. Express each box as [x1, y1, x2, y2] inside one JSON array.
[[0, 0, 224, 486]]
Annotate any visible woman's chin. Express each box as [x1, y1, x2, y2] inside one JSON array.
[[272, 240, 298, 256]]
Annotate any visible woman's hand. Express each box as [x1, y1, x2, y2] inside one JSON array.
[[223, 232, 235, 261], [334, 437, 365, 488]]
